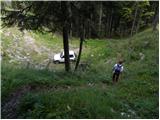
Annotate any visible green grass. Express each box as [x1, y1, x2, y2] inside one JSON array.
[[1, 27, 159, 118], [31, 31, 63, 50], [17, 88, 124, 119]]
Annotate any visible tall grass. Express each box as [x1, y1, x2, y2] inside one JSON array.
[[1, 28, 159, 118]]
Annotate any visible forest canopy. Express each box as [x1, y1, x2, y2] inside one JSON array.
[[1, 1, 159, 71], [1, 1, 159, 38]]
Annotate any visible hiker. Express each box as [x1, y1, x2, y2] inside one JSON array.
[[112, 60, 124, 83]]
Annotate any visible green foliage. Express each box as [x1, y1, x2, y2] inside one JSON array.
[[31, 31, 63, 49], [122, 7, 132, 21], [18, 88, 125, 119], [2, 1, 157, 38], [1, 28, 159, 118]]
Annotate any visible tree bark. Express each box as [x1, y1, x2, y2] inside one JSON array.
[[153, 5, 159, 31], [90, 13, 93, 38], [114, 16, 120, 33], [136, 17, 140, 34], [135, 7, 141, 34], [105, 12, 110, 37], [131, 2, 138, 36], [105, 19, 108, 38], [98, 2, 103, 37], [88, 19, 90, 38], [70, 22, 72, 38], [75, 20, 85, 70], [63, 24, 70, 72], [109, 9, 113, 37], [61, 2, 70, 72]]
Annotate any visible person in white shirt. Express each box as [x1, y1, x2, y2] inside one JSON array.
[[112, 60, 124, 83]]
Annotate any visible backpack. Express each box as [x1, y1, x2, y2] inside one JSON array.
[[115, 64, 122, 73]]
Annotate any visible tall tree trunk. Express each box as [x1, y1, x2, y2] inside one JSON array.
[[120, 24, 123, 38], [70, 22, 72, 38], [90, 13, 93, 38], [110, 15, 114, 37], [63, 23, 70, 72], [131, 2, 138, 36], [88, 19, 90, 38], [106, 12, 110, 37], [107, 13, 111, 37], [75, 20, 85, 70], [61, 2, 70, 72], [109, 9, 113, 37], [114, 16, 120, 33], [135, 8, 141, 34], [153, 5, 159, 31], [98, 2, 103, 37], [105, 21, 107, 37], [136, 17, 140, 34], [69, 4, 72, 38]]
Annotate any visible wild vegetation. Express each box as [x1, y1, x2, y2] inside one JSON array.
[[1, 27, 159, 118], [2, 1, 159, 71], [1, 1, 159, 119]]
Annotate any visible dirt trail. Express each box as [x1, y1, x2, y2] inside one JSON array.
[[1, 84, 70, 119], [1, 83, 107, 119], [1, 85, 31, 119]]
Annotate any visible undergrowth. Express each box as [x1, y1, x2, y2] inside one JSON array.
[[1, 28, 159, 118]]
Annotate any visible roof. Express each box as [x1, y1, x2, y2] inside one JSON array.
[[61, 50, 75, 55]]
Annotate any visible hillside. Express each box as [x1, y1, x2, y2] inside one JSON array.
[[1, 27, 159, 119]]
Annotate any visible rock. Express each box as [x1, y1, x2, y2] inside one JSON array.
[[4, 32, 10, 36], [128, 109, 136, 115], [105, 58, 115, 64], [139, 52, 145, 60], [88, 83, 94, 87], [9, 59, 16, 63], [144, 41, 149, 47], [111, 108, 115, 113], [26, 53, 30, 56], [48, 53, 55, 59], [106, 59, 112, 64], [67, 105, 71, 111], [121, 112, 125, 116]]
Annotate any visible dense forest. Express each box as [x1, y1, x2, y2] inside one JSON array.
[[1, 1, 159, 119], [1, 1, 159, 71], [2, 1, 159, 38]]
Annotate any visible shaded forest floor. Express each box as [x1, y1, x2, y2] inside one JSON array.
[[1, 27, 159, 118]]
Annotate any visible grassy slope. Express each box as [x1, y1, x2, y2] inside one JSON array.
[[1, 28, 159, 118]]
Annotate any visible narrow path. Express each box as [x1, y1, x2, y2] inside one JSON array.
[[1, 83, 108, 119], [1, 85, 31, 119]]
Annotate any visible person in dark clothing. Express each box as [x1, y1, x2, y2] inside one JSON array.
[[112, 60, 124, 83]]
